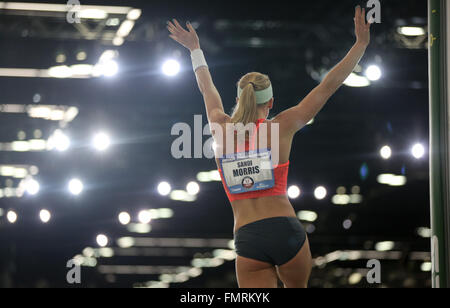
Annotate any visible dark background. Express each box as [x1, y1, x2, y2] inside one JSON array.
[[0, 0, 430, 288]]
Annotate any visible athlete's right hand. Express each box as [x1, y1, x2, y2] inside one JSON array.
[[167, 19, 200, 51]]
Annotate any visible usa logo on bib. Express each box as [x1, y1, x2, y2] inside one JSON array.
[[220, 149, 275, 194]]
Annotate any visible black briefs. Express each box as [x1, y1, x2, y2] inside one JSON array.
[[234, 216, 307, 266]]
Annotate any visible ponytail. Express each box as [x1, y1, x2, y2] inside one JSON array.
[[231, 83, 258, 125]]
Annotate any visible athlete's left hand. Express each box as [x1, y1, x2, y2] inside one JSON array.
[[354, 5, 371, 47], [167, 19, 200, 51]]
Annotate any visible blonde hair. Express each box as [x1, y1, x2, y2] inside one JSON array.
[[231, 72, 272, 125]]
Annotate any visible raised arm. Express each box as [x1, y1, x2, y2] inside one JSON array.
[[167, 19, 228, 124], [274, 6, 372, 135]]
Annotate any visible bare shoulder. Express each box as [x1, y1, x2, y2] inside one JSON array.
[[270, 109, 300, 138], [262, 118, 279, 130], [261, 118, 293, 148], [209, 111, 231, 127], [208, 113, 232, 138], [220, 113, 232, 127]]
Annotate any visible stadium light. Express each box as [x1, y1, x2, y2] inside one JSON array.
[[397, 26, 426, 36], [297, 210, 317, 222], [375, 241, 395, 251], [314, 186, 327, 200], [7, 210, 18, 223], [118, 212, 131, 225], [287, 185, 301, 199], [157, 181, 172, 196], [365, 65, 382, 81], [93, 132, 111, 151], [138, 210, 152, 224], [380, 145, 392, 159], [26, 178, 40, 195], [68, 178, 84, 195], [96, 234, 108, 247], [39, 209, 51, 223], [411, 143, 425, 159], [162, 59, 180, 77], [343, 73, 370, 87], [186, 181, 200, 195], [102, 60, 118, 77], [49, 130, 70, 152]]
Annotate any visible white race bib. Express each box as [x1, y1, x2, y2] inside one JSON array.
[[220, 149, 275, 194]]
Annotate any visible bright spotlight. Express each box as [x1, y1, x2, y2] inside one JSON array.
[[365, 65, 382, 81], [297, 210, 317, 222], [380, 145, 392, 159], [186, 181, 200, 195], [48, 65, 72, 78], [343, 73, 370, 87], [397, 26, 426, 36], [26, 178, 40, 195], [421, 262, 432, 272], [138, 210, 152, 224], [96, 234, 108, 247], [78, 8, 108, 19], [118, 212, 131, 225], [117, 237, 135, 248], [7, 210, 17, 223], [101, 60, 118, 77], [68, 178, 84, 195], [157, 181, 172, 196], [375, 241, 394, 252], [377, 174, 407, 186], [288, 185, 301, 199], [411, 143, 425, 159], [416, 227, 432, 238], [93, 132, 111, 151], [49, 130, 70, 152], [162, 59, 180, 77], [314, 186, 327, 200], [348, 273, 363, 285], [39, 209, 51, 223], [127, 8, 142, 21]]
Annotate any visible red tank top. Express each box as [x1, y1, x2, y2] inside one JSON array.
[[218, 119, 289, 203]]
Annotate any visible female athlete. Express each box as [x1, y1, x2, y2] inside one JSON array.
[[167, 6, 371, 288]]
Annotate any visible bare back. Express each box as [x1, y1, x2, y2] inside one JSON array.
[[213, 116, 298, 233]]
